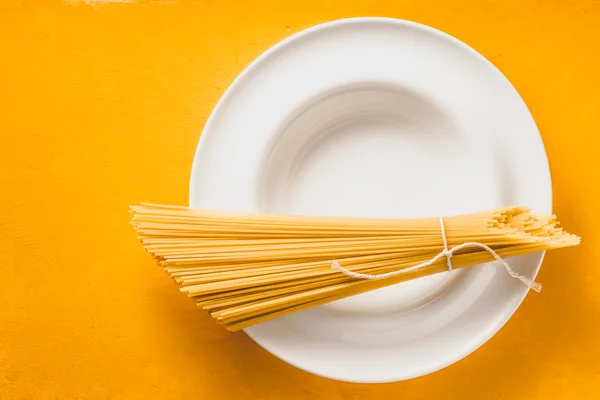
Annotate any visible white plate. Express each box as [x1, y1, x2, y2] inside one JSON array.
[[189, 18, 550, 383]]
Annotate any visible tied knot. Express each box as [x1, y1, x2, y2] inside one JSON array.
[[441, 249, 452, 258]]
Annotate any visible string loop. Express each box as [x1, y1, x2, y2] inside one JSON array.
[[331, 216, 542, 292]]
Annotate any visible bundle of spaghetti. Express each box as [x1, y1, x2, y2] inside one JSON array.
[[130, 203, 580, 331]]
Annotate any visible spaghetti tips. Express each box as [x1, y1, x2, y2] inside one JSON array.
[[130, 204, 580, 331]]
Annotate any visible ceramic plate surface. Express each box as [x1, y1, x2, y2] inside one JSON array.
[[189, 18, 550, 382]]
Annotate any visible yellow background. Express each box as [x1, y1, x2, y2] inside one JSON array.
[[1, 0, 599, 398]]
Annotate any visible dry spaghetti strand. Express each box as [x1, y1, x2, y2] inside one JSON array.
[[130, 204, 580, 331]]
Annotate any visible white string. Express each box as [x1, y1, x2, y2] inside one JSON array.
[[439, 216, 452, 272], [331, 216, 542, 293]]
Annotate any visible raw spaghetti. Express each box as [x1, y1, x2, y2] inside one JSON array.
[[130, 203, 580, 331]]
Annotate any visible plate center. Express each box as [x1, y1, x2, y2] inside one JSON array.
[[260, 83, 482, 314]]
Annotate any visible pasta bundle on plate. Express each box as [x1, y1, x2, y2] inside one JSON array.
[[130, 203, 579, 331]]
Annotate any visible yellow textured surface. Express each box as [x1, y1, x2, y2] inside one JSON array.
[[1, 1, 599, 398]]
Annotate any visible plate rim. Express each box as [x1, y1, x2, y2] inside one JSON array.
[[189, 17, 551, 382]]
